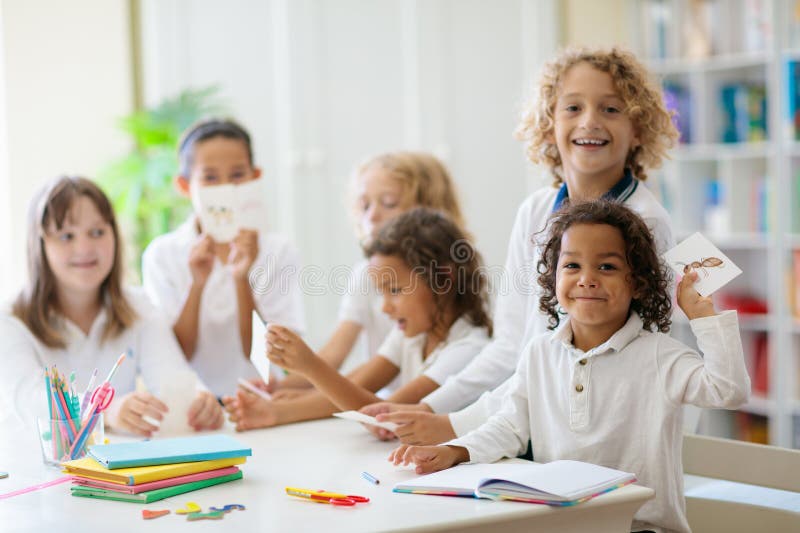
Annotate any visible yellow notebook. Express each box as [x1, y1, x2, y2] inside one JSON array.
[[62, 456, 246, 485]]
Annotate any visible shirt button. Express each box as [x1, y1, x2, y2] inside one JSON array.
[[575, 384, 584, 392], [579, 359, 587, 366]]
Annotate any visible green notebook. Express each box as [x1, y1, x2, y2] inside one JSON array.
[[70, 470, 242, 503]]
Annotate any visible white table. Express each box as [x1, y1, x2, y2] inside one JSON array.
[[0, 417, 653, 532]]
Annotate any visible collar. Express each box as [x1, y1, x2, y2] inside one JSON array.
[[552, 167, 639, 212], [409, 316, 480, 355], [60, 306, 109, 342], [550, 311, 644, 356]]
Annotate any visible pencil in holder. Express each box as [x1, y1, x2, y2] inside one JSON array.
[[36, 413, 104, 467]]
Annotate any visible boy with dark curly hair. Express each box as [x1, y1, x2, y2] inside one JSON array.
[[390, 200, 750, 533]]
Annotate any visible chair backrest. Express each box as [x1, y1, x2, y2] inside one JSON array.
[[682, 434, 800, 532]]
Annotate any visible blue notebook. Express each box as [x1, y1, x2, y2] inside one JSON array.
[[87, 435, 252, 469]]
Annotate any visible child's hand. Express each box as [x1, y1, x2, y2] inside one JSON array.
[[359, 402, 398, 440], [189, 234, 215, 286], [116, 391, 168, 437], [229, 229, 259, 281], [222, 389, 278, 431], [388, 444, 468, 474], [187, 391, 224, 431], [677, 270, 716, 320], [266, 324, 320, 376], [377, 412, 456, 445]]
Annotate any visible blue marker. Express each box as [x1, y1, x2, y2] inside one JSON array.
[[361, 471, 379, 485]]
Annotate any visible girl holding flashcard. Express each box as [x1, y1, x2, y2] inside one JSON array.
[[1, 176, 223, 436], [389, 200, 750, 533], [225, 207, 491, 430], [142, 118, 306, 397]]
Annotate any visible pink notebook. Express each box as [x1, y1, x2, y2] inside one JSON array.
[[70, 466, 240, 494]]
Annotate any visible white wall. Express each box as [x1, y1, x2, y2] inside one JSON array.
[[0, 0, 133, 300], [139, 0, 559, 346]]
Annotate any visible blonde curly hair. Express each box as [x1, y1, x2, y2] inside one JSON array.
[[348, 151, 467, 241], [515, 46, 679, 186]]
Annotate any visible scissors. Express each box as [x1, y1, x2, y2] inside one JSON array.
[[285, 487, 369, 506], [68, 352, 126, 458]]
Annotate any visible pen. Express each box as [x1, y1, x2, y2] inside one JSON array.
[[361, 471, 379, 485], [79, 369, 98, 417], [237, 378, 272, 401]]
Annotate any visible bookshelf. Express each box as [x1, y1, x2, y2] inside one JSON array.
[[630, 0, 799, 449]]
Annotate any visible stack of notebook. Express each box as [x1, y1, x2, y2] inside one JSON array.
[[61, 434, 251, 503]]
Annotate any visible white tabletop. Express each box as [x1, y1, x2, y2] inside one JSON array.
[[0, 417, 654, 533]]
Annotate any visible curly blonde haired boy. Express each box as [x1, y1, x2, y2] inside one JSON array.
[[516, 45, 679, 186]]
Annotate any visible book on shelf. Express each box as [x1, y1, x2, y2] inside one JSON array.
[[735, 412, 769, 444], [784, 60, 800, 141], [393, 460, 636, 506], [751, 333, 769, 396], [663, 82, 692, 143], [793, 250, 800, 317], [641, 0, 673, 60], [720, 83, 767, 144]]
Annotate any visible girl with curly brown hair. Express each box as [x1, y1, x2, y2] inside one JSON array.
[[225, 208, 492, 432], [389, 200, 750, 533]]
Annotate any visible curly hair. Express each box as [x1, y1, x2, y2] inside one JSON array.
[[515, 46, 679, 186], [536, 199, 672, 332], [364, 207, 492, 337], [348, 151, 467, 242]]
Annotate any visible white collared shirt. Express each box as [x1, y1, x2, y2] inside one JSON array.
[[420, 183, 674, 421], [448, 310, 750, 533], [376, 317, 490, 392], [142, 218, 306, 396], [0, 288, 204, 430], [337, 260, 394, 373]]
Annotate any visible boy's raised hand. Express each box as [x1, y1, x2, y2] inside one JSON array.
[[266, 324, 320, 375], [187, 391, 224, 431], [388, 444, 468, 475], [189, 234, 215, 286], [230, 229, 259, 281], [677, 270, 716, 320]]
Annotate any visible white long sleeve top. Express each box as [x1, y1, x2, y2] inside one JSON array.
[[142, 218, 306, 396], [423, 176, 674, 420], [0, 288, 206, 430], [447, 310, 751, 533]]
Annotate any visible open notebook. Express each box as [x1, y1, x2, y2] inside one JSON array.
[[394, 460, 636, 506]]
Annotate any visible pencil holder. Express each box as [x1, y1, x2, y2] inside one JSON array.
[[36, 414, 104, 467]]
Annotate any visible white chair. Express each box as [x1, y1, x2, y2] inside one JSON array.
[[682, 434, 800, 532]]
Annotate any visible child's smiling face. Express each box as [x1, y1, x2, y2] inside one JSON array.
[[551, 62, 640, 184], [370, 253, 436, 338], [43, 195, 115, 300], [556, 223, 634, 347]]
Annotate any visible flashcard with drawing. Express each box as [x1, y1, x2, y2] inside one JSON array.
[[192, 184, 238, 242], [662, 232, 742, 297]]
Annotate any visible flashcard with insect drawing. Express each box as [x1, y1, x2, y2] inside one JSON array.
[[662, 232, 742, 297]]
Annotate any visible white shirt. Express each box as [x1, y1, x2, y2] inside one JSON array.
[[0, 288, 204, 430], [377, 317, 490, 391], [448, 310, 750, 533], [421, 182, 674, 428], [337, 260, 394, 374], [142, 218, 306, 396]]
